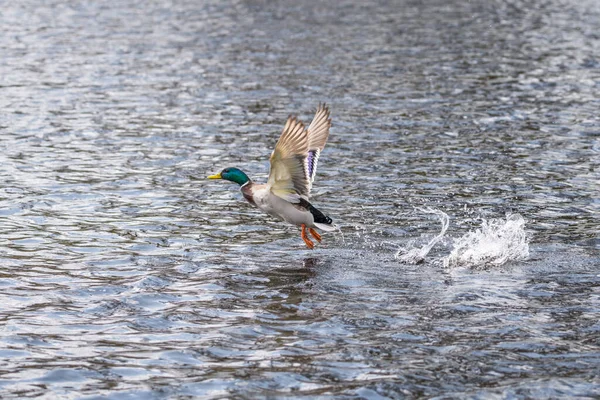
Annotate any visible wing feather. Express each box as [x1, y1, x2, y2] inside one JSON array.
[[267, 105, 332, 202], [306, 103, 331, 189], [267, 116, 310, 202]]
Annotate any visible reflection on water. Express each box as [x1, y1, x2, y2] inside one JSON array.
[[1, 0, 600, 398]]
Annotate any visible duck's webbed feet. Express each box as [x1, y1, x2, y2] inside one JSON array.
[[308, 228, 322, 243], [301, 224, 315, 249]]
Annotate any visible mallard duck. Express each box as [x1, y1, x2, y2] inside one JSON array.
[[208, 103, 335, 249]]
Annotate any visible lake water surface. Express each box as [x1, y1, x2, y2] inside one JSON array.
[[1, 0, 599, 398]]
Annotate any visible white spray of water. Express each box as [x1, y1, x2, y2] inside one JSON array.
[[443, 213, 529, 268], [393, 209, 530, 268], [395, 207, 449, 264], [335, 225, 346, 246]]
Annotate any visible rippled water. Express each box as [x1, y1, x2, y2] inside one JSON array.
[[1, 0, 599, 398]]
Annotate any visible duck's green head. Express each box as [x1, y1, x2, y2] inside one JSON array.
[[208, 167, 250, 186]]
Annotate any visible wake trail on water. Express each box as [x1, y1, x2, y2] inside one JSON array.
[[395, 209, 530, 268]]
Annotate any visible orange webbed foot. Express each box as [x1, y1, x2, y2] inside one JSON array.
[[308, 228, 322, 243], [301, 224, 315, 249]]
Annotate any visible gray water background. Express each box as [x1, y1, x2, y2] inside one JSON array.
[[1, 0, 599, 398]]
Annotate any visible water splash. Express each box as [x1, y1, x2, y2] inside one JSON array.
[[395, 207, 449, 264], [443, 214, 530, 268], [335, 225, 346, 246]]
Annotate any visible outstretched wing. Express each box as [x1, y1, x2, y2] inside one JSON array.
[[306, 103, 331, 191], [267, 116, 310, 202]]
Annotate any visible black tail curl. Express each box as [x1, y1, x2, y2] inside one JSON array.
[[299, 199, 332, 224]]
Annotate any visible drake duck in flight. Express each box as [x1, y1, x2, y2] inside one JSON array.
[[208, 103, 335, 249]]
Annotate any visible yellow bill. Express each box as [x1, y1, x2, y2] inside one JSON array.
[[207, 172, 222, 179]]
